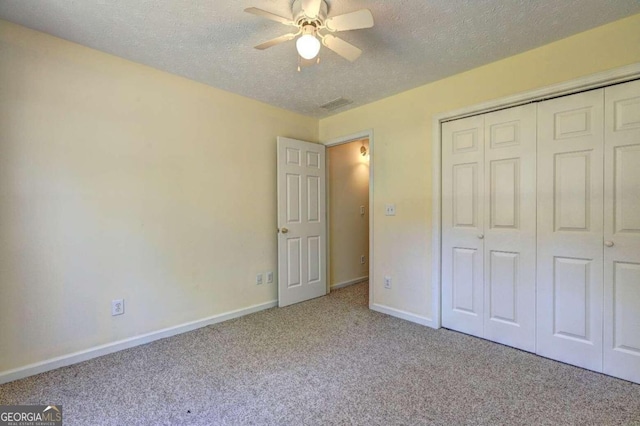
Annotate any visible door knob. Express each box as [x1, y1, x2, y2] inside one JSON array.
[[605, 240, 614, 247], [478, 234, 484, 239], [281, 227, 289, 234]]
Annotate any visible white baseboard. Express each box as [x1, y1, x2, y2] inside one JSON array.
[[0, 300, 278, 385], [330, 276, 368, 290], [370, 303, 438, 329]]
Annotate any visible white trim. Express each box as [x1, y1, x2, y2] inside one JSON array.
[[0, 300, 277, 385], [431, 118, 442, 329], [438, 63, 640, 123], [431, 63, 640, 330], [330, 276, 368, 290], [323, 129, 374, 307], [370, 303, 437, 328], [325, 130, 373, 148], [325, 148, 332, 295]]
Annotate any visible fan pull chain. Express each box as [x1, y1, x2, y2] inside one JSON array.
[[297, 55, 301, 72]]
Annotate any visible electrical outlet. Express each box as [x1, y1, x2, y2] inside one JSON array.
[[111, 299, 124, 316], [384, 276, 392, 289], [266, 272, 274, 284], [360, 255, 366, 264], [385, 204, 396, 216], [256, 274, 263, 285]]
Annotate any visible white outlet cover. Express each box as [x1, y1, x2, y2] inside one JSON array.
[[385, 204, 396, 216], [384, 276, 392, 289], [111, 299, 124, 316]]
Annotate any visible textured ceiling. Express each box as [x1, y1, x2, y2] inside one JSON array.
[[1, 1, 639, 117]]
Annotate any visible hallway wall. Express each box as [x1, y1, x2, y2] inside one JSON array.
[[327, 140, 369, 288]]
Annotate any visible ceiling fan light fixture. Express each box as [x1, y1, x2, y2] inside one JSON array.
[[246, 1, 373, 65], [296, 34, 320, 60]]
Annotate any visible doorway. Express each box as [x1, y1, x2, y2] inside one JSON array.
[[326, 136, 372, 297]]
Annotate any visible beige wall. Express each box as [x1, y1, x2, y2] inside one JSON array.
[[319, 14, 640, 320], [327, 140, 369, 287], [0, 20, 317, 373], [1, 12, 640, 376]]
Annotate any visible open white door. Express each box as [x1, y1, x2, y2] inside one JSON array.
[[277, 137, 327, 307]]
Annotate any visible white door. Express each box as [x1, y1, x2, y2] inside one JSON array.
[[442, 115, 485, 338], [603, 80, 640, 383], [536, 89, 605, 371], [277, 137, 327, 307], [483, 104, 537, 352]]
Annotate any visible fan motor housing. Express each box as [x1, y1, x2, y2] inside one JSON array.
[[292, 0, 328, 26]]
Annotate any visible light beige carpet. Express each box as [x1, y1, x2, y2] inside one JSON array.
[[1, 282, 639, 425]]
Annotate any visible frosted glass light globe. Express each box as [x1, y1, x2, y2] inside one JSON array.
[[296, 34, 321, 60]]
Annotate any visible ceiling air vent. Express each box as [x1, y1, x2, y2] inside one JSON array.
[[320, 97, 353, 112]]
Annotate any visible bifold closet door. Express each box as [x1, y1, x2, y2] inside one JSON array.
[[536, 89, 605, 371], [603, 80, 640, 383], [482, 104, 537, 352], [442, 107, 536, 348], [442, 115, 485, 338]]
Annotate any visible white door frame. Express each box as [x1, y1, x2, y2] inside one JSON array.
[[431, 63, 640, 329], [324, 130, 374, 306]]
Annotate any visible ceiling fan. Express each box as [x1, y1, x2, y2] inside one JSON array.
[[245, 0, 374, 66]]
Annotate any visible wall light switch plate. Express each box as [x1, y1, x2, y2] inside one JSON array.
[[266, 272, 273, 284], [360, 205, 365, 215], [385, 204, 396, 216], [256, 274, 263, 285]]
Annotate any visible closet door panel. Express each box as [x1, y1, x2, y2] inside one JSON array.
[[442, 115, 485, 337], [483, 104, 537, 352], [537, 89, 604, 371], [604, 79, 640, 384]]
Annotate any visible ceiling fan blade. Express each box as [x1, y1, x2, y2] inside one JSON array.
[[302, 0, 322, 19], [254, 33, 297, 50], [322, 34, 362, 62], [244, 7, 294, 26], [325, 9, 374, 32]]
